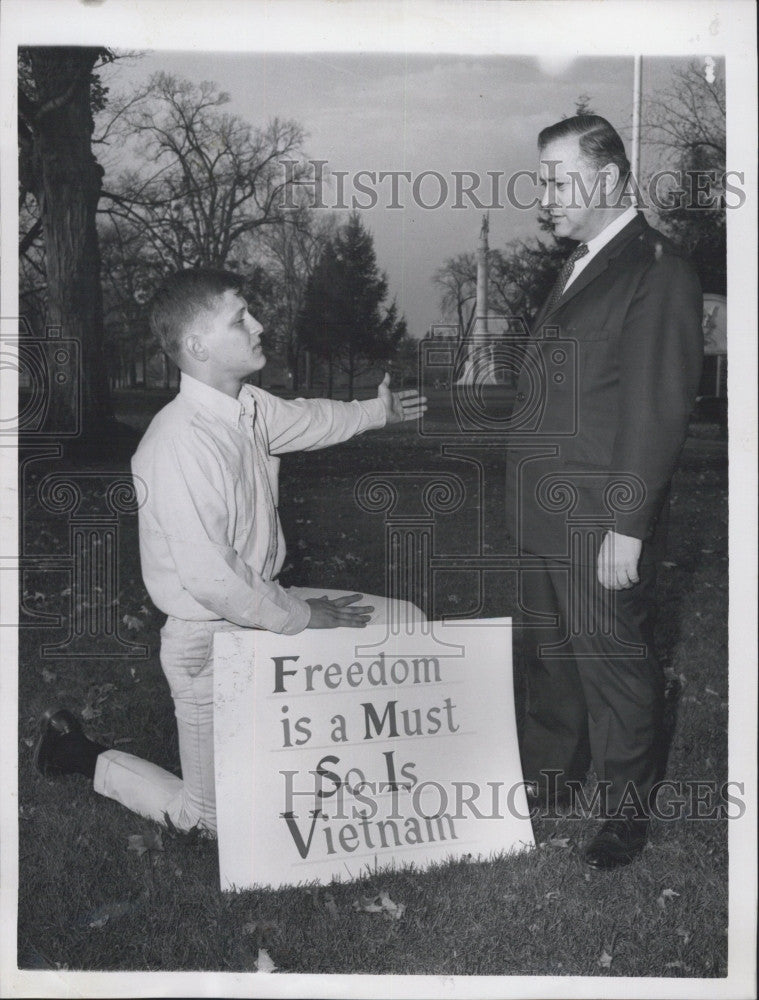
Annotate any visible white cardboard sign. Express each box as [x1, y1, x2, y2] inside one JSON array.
[[214, 619, 534, 890]]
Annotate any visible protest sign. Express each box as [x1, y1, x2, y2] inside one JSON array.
[[214, 619, 534, 890]]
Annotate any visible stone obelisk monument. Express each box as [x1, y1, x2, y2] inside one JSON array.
[[456, 214, 497, 386]]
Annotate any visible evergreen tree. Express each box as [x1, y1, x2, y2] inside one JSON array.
[[297, 213, 406, 397]]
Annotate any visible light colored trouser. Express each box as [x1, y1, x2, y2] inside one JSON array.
[[93, 589, 423, 835]]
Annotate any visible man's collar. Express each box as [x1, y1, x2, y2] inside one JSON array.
[[179, 372, 252, 427], [584, 205, 638, 257]]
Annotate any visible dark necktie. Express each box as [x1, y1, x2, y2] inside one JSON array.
[[543, 242, 589, 316]]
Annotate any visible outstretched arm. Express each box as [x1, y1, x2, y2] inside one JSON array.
[[253, 374, 427, 454]]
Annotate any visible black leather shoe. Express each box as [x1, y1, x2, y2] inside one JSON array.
[[34, 707, 101, 778], [583, 818, 648, 870]]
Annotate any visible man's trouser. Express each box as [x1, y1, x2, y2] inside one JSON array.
[[93, 590, 423, 834], [517, 554, 664, 815]]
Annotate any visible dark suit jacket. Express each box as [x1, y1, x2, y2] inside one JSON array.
[[505, 213, 703, 561]]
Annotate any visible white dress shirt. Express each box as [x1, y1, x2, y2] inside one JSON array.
[[563, 205, 638, 291], [131, 374, 386, 635]]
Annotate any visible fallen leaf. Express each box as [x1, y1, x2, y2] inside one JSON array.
[[127, 830, 164, 857], [665, 960, 692, 973], [661, 561, 677, 568], [539, 836, 571, 849], [657, 888, 680, 910], [255, 948, 277, 973], [41, 668, 57, 684], [80, 899, 136, 929], [353, 894, 384, 914], [675, 927, 691, 945], [82, 683, 116, 720], [139, 605, 150, 616], [353, 890, 405, 920], [241, 919, 280, 945], [122, 614, 144, 631], [323, 891, 339, 918], [598, 948, 613, 969]]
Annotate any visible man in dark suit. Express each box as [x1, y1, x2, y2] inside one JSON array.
[[506, 115, 703, 869]]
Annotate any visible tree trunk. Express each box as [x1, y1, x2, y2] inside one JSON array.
[[305, 349, 313, 390], [289, 343, 300, 393], [128, 342, 137, 388], [29, 48, 113, 450]]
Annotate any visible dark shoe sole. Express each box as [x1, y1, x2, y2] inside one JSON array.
[[584, 847, 644, 870], [583, 827, 647, 870], [33, 706, 81, 777]]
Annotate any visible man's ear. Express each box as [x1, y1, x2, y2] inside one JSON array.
[[184, 333, 208, 362], [599, 162, 621, 199]]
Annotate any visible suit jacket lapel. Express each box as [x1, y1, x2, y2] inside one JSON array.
[[534, 213, 647, 332]]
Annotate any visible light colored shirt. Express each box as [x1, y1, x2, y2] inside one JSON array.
[[563, 205, 638, 290], [131, 373, 386, 635]]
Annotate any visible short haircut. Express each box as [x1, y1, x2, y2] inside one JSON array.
[[148, 268, 244, 363], [538, 115, 631, 180]]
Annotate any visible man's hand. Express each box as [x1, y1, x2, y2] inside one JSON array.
[[597, 530, 643, 591], [377, 372, 427, 424], [306, 593, 374, 628]]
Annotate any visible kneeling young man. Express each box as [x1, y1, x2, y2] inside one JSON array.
[[36, 268, 426, 835]]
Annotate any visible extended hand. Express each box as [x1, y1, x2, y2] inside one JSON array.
[[377, 372, 427, 424], [597, 530, 643, 591], [306, 593, 374, 628]]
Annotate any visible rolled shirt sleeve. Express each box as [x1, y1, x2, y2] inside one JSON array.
[[250, 389, 387, 454]]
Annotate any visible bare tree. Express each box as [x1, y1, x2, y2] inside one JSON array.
[[642, 60, 726, 293], [433, 252, 477, 334], [643, 60, 725, 168], [101, 73, 308, 270]]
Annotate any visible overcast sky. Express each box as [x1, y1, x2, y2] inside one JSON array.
[[100, 52, 705, 338]]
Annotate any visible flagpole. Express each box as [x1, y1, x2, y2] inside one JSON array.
[[631, 55, 642, 181]]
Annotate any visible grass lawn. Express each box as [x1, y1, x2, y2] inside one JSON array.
[[16, 389, 730, 977]]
